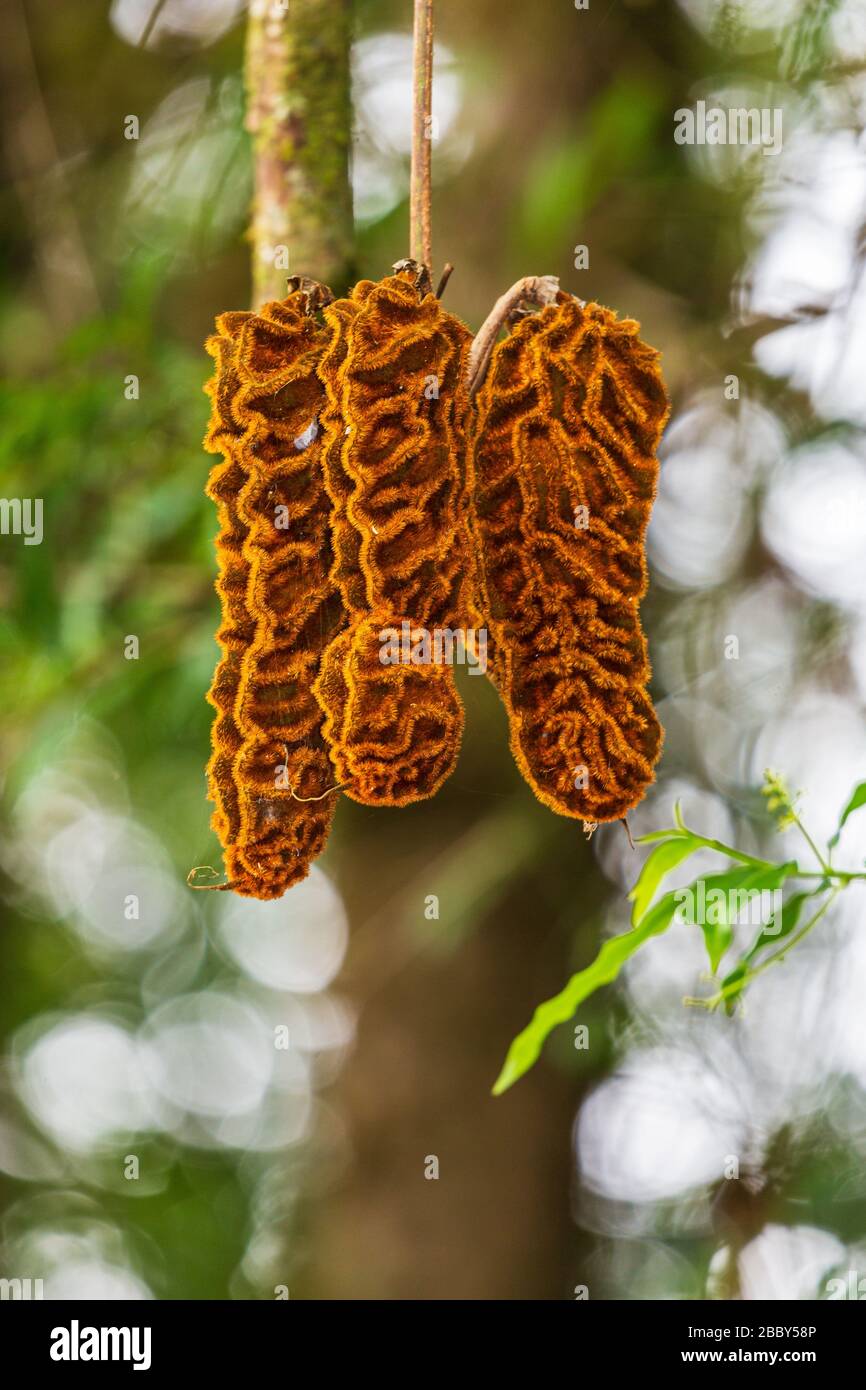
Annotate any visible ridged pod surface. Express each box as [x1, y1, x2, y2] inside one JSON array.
[[204, 285, 343, 898], [470, 293, 669, 822], [315, 609, 464, 805], [203, 309, 256, 853], [313, 268, 475, 805]]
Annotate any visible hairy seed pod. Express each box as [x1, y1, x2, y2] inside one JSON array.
[[470, 293, 669, 822], [313, 265, 475, 806], [204, 282, 344, 898], [203, 309, 257, 853], [314, 608, 464, 805]]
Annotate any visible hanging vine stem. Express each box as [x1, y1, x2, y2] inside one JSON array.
[[466, 275, 560, 397], [411, 0, 434, 269]]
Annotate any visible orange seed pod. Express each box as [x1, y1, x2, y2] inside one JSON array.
[[470, 293, 669, 822], [313, 265, 475, 806], [203, 308, 258, 853], [204, 282, 344, 898], [314, 609, 464, 805]]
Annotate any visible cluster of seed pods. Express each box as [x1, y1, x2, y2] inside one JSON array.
[[201, 265, 669, 898]]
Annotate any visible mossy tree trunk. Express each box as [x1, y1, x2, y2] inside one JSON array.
[[245, 0, 354, 307]]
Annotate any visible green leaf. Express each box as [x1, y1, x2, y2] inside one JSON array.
[[627, 836, 702, 925], [634, 827, 689, 845], [630, 811, 780, 930], [680, 861, 798, 976], [719, 883, 823, 1015], [636, 812, 777, 874], [492, 888, 682, 1096], [829, 780, 866, 850]]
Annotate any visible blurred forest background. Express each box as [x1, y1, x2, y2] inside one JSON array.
[[2, 0, 866, 1300]]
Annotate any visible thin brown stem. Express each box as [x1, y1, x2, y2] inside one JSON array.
[[139, 0, 170, 47], [410, 0, 434, 269], [467, 275, 560, 396], [435, 262, 454, 298]]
